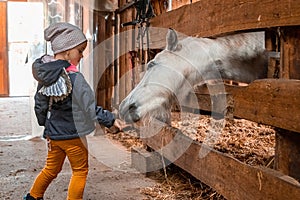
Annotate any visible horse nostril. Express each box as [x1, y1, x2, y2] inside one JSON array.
[[127, 102, 140, 122], [129, 103, 137, 112]]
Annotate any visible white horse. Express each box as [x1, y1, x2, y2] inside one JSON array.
[[119, 29, 267, 123]]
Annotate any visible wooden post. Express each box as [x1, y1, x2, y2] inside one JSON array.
[[0, 1, 9, 96], [118, 0, 127, 104], [275, 26, 300, 180], [124, 7, 133, 100], [275, 129, 300, 180], [94, 12, 107, 108], [265, 29, 280, 78], [105, 13, 115, 110], [280, 26, 300, 79], [113, 13, 120, 107]]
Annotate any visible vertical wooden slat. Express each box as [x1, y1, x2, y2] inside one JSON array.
[[280, 26, 300, 79], [265, 30, 280, 78], [0, 1, 9, 96], [124, 6, 131, 100], [105, 13, 115, 110], [113, 13, 120, 107], [275, 129, 300, 180], [94, 12, 107, 108], [152, 0, 168, 15], [275, 27, 300, 180], [118, 0, 127, 104]]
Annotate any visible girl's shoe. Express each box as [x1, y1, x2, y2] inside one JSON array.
[[23, 193, 43, 200]]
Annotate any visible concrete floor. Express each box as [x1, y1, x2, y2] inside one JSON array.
[[0, 96, 134, 170], [0, 97, 157, 199], [0, 97, 33, 137]]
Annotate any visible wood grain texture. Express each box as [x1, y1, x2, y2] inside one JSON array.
[[148, 0, 300, 48], [142, 125, 300, 200], [185, 79, 300, 133]]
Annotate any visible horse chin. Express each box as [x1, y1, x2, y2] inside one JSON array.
[[121, 111, 140, 123]]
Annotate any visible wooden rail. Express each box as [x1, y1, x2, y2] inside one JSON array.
[[142, 125, 300, 200], [148, 0, 300, 48], [185, 79, 300, 133]]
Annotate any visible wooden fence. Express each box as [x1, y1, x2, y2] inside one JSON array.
[[97, 0, 300, 199]]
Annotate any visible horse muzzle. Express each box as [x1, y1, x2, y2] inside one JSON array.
[[119, 101, 140, 123]]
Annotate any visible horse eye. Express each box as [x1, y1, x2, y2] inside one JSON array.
[[147, 61, 156, 70]]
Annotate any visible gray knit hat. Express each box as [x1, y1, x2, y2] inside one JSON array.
[[44, 22, 87, 54]]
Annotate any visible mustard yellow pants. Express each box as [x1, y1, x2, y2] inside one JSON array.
[[29, 137, 88, 200]]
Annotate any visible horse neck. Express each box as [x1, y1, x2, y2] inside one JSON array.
[[181, 34, 266, 83]]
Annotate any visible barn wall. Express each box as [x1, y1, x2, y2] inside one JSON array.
[[95, 0, 196, 108], [93, 11, 120, 111], [92, 0, 300, 198], [112, 0, 170, 107], [95, 0, 300, 109]]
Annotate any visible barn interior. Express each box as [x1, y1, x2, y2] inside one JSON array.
[[0, 0, 300, 199]]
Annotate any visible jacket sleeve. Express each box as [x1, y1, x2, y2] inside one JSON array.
[[34, 84, 49, 126], [72, 73, 115, 128], [96, 106, 115, 128]]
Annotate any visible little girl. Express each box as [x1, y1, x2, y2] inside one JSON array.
[[24, 22, 125, 200]]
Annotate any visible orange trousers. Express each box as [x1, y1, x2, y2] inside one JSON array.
[[29, 137, 89, 200]]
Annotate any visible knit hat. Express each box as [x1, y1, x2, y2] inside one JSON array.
[[44, 22, 87, 54]]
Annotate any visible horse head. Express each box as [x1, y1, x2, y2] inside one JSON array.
[[119, 29, 195, 123], [119, 29, 267, 124]]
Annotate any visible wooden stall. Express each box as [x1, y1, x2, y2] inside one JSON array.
[[97, 0, 300, 199]]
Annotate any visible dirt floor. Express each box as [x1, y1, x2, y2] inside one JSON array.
[[0, 97, 157, 200], [0, 137, 159, 200]]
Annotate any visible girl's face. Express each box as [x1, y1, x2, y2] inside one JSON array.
[[67, 41, 87, 66]]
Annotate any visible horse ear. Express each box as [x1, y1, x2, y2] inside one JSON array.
[[166, 28, 178, 51]]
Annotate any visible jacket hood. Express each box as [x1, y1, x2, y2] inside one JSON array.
[[32, 55, 71, 86]]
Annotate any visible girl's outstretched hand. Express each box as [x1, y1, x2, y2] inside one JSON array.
[[112, 119, 129, 131]]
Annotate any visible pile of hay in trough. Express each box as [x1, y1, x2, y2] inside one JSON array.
[[171, 112, 275, 167], [107, 111, 275, 199]]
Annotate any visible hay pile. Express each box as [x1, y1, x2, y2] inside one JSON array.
[[171, 112, 275, 167]]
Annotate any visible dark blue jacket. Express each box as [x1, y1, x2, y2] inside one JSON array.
[[32, 55, 115, 140]]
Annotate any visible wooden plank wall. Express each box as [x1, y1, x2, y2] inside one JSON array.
[[105, 0, 300, 109], [115, 0, 164, 106], [93, 1, 300, 199]]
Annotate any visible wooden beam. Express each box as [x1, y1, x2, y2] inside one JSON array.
[[275, 129, 300, 181], [142, 125, 300, 200], [148, 0, 300, 48], [0, 1, 9, 96], [280, 27, 300, 79], [233, 79, 300, 133], [182, 79, 300, 183], [184, 79, 300, 133]]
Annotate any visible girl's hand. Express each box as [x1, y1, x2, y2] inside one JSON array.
[[113, 119, 129, 130]]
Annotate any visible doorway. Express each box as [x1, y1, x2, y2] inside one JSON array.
[[7, 2, 44, 96]]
